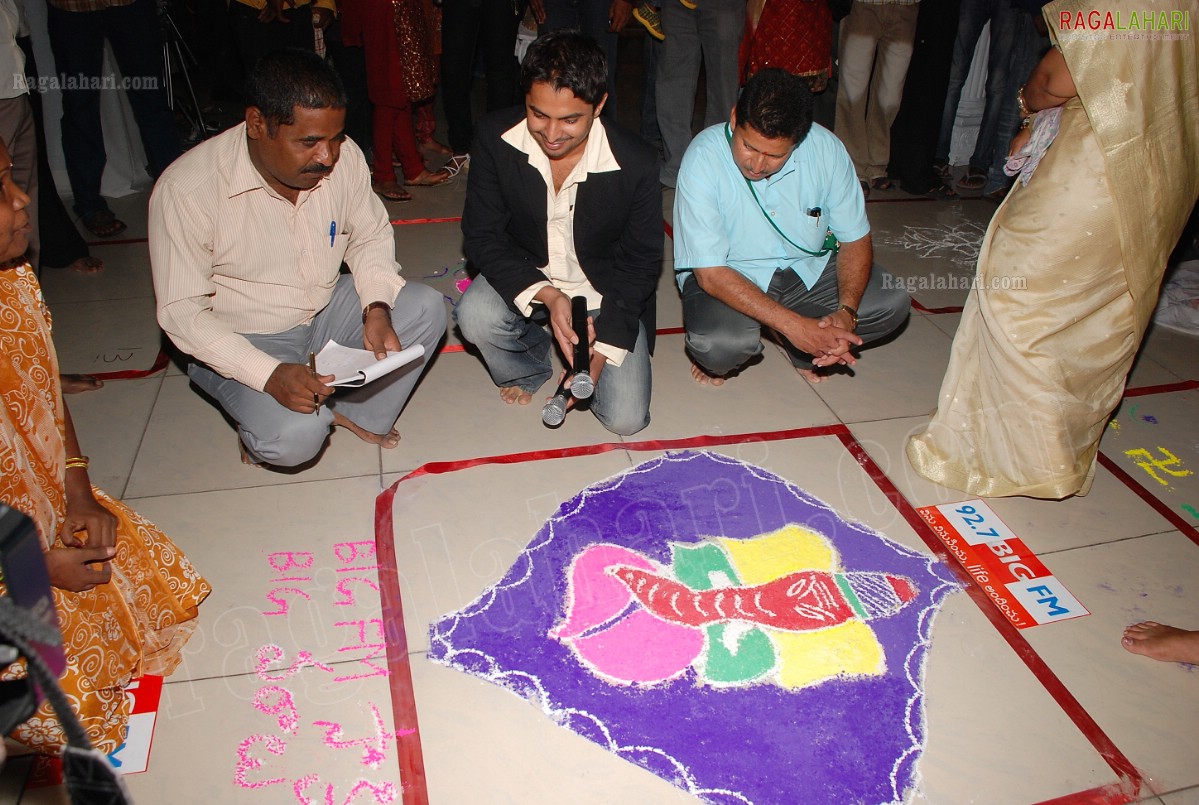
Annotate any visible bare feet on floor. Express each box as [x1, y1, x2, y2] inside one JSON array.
[[690, 361, 726, 386], [499, 386, 533, 405], [66, 256, 103, 274], [332, 411, 401, 448], [795, 366, 826, 384], [1121, 621, 1199, 664], [238, 439, 264, 468], [60, 374, 103, 393]]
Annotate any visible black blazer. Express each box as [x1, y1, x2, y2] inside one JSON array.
[[462, 106, 663, 353]]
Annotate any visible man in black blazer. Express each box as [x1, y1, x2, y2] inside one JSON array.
[[455, 31, 662, 435]]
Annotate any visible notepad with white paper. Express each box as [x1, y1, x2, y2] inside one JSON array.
[[314, 340, 426, 387]]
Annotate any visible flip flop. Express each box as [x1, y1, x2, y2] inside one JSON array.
[[928, 182, 958, 199], [372, 182, 412, 202], [956, 167, 987, 190], [81, 210, 127, 239], [870, 176, 893, 191], [859, 179, 871, 199]]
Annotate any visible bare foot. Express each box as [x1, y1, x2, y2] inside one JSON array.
[[332, 411, 402, 448], [238, 439, 264, 468], [795, 366, 826, 384], [67, 256, 103, 274], [60, 374, 104, 394], [690, 362, 726, 386], [1121, 621, 1199, 664], [499, 386, 533, 405]]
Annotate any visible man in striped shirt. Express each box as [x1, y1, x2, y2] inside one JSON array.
[[150, 49, 446, 467]]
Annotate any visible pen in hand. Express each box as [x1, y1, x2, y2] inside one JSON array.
[[308, 351, 320, 413]]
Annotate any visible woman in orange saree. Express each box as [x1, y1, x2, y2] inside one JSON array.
[[0, 138, 210, 755]]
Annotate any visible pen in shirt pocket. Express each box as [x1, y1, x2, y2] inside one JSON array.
[[329, 221, 336, 247]]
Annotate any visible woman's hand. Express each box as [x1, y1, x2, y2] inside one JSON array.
[[61, 485, 117, 548], [1008, 125, 1032, 158], [45, 546, 115, 593]]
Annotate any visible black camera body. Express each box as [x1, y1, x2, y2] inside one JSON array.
[[0, 504, 66, 735]]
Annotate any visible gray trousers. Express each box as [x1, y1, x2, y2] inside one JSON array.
[[656, 0, 745, 188], [189, 275, 447, 466], [682, 260, 911, 375]]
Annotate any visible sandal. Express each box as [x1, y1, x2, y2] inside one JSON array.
[[442, 153, 470, 179], [870, 176, 892, 191], [404, 168, 451, 187], [859, 179, 871, 199], [928, 181, 958, 199], [81, 210, 127, 239], [372, 182, 412, 202], [956, 167, 987, 190], [932, 160, 951, 182]]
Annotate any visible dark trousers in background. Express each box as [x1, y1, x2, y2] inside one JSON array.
[[439, 0, 521, 155], [887, 0, 960, 194], [47, 0, 183, 220], [228, 1, 315, 73], [540, 0, 619, 120]]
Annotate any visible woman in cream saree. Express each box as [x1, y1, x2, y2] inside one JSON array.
[[907, 0, 1199, 498]]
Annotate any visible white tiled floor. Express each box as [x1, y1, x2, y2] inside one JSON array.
[[8, 156, 1197, 805]]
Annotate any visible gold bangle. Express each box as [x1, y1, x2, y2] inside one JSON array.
[[65, 456, 89, 470], [1017, 86, 1031, 120]]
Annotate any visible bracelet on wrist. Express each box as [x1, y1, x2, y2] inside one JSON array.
[[1017, 86, 1031, 120], [65, 455, 89, 470]]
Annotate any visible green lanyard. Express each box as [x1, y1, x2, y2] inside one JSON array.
[[725, 124, 839, 257]]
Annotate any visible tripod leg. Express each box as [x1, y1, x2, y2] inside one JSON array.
[[172, 40, 208, 140]]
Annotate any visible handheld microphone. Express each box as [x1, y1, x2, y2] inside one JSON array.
[[540, 375, 570, 427], [568, 296, 594, 400]]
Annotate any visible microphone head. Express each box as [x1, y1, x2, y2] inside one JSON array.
[[541, 395, 568, 427], [569, 372, 594, 401]]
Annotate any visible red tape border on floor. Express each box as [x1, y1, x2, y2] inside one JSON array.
[[1098, 379, 1199, 549], [85, 348, 171, 381], [374, 424, 1143, 805]]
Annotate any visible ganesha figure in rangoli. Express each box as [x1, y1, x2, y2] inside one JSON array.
[[550, 524, 918, 689]]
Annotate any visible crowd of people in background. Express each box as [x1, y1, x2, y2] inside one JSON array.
[[0, 0, 1197, 775]]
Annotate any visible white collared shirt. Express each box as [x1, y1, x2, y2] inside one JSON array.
[[500, 117, 627, 366], [150, 123, 405, 391]]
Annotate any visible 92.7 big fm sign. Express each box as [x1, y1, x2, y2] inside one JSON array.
[[917, 500, 1088, 629]]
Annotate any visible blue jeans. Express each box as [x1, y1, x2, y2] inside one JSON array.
[[984, 13, 1048, 195], [682, 261, 911, 374], [455, 276, 653, 436], [46, 0, 182, 220], [934, 0, 1019, 171]]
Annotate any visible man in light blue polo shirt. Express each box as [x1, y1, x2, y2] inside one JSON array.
[[675, 68, 910, 385]]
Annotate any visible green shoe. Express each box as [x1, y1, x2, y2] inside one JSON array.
[[633, 3, 665, 39]]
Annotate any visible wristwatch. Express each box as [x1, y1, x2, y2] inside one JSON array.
[[838, 304, 859, 329], [362, 301, 391, 323]]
